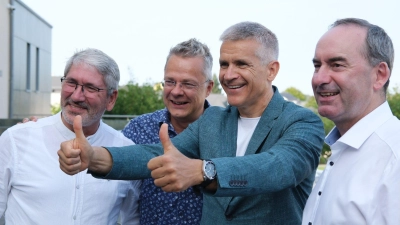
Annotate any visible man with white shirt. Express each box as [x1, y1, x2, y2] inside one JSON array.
[[59, 22, 325, 224], [302, 18, 400, 225], [0, 48, 140, 224]]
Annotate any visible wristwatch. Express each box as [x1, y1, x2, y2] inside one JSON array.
[[201, 160, 216, 188]]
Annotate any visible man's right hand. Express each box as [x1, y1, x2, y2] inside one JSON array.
[[18, 116, 38, 124], [58, 115, 93, 175]]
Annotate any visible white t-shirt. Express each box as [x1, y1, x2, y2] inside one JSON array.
[[0, 112, 140, 225], [302, 102, 400, 225], [237, 116, 260, 156]]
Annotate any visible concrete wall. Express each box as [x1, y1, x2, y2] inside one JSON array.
[[0, 118, 21, 134]]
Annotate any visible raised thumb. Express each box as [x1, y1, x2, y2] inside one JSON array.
[[159, 123, 173, 154], [73, 115, 85, 148]]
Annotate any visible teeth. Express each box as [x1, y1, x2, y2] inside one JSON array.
[[321, 92, 338, 96], [228, 85, 242, 89], [172, 101, 186, 105], [70, 105, 85, 109]]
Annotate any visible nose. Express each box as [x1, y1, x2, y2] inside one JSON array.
[[70, 85, 86, 101], [221, 65, 239, 81], [312, 65, 331, 87], [169, 83, 184, 96]]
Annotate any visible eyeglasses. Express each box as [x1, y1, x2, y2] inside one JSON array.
[[162, 79, 209, 91], [61, 77, 111, 97]]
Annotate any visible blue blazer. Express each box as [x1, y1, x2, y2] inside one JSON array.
[[104, 87, 325, 224]]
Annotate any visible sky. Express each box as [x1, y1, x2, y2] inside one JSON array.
[[21, 0, 400, 95]]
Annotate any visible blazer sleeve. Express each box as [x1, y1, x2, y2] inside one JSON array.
[[100, 119, 202, 180], [209, 108, 324, 197]]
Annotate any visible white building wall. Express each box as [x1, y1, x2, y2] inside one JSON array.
[[10, 0, 52, 118], [0, 0, 10, 118]]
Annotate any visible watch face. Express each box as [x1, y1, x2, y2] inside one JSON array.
[[205, 161, 216, 178]]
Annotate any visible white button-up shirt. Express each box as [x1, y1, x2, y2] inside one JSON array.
[[0, 113, 140, 225], [302, 102, 400, 225]]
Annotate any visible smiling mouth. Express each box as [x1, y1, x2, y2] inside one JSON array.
[[67, 103, 88, 110], [320, 92, 339, 97], [227, 84, 244, 89], [171, 100, 188, 105]]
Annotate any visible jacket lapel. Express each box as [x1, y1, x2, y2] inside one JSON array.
[[245, 87, 285, 155], [217, 87, 286, 213]]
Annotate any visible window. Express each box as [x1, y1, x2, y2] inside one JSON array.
[[35, 47, 40, 91], [26, 43, 31, 91]]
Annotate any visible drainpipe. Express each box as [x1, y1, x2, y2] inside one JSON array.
[[8, 0, 15, 118]]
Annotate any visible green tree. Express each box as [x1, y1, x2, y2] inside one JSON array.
[[105, 81, 164, 116], [304, 96, 318, 109], [211, 73, 222, 94], [388, 86, 400, 119], [51, 103, 61, 115], [284, 87, 307, 101]]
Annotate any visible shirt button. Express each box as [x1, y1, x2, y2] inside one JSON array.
[[76, 185, 80, 189], [73, 216, 76, 220], [308, 222, 312, 225], [329, 161, 334, 166], [318, 191, 322, 195], [226, 215, 233, 221]]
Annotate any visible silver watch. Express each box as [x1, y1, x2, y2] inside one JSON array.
[[202, 160, 216, 181]]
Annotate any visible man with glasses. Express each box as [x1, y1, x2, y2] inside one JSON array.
[[121, 38, 214, 224], [0, 48, 140, 224], [59, 22, 324, 224]]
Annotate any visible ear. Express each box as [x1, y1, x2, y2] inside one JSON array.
[[205, 80, 214, 97], [372, 62, 390, 91], [106, 90, 118, 111], [267, 61, 280, 82]]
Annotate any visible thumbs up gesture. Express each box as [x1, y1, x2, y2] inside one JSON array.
[[147, 124, 204, 192], [58, 115, 93, 175]]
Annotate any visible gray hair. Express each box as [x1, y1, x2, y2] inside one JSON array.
[[64, 48, 120, 96], [165, 38, 213, 81], [220, 21, 279, 65], [331, 18, 394, 92]]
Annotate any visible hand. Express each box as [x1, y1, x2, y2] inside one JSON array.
[[18, 116, 39, 124], [147, 123, 203, 192], [58, 115, 93, 175]]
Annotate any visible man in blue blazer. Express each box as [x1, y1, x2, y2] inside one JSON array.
[[59, 22, 325, 224]]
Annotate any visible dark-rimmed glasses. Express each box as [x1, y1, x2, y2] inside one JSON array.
[[61, 77, 111, 96], [162, 79, 209, 91]]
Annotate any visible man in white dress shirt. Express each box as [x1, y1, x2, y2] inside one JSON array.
[[302, 18, 400, 225], [0, 48, 140, 224]]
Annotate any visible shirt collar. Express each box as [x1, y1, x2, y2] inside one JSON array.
[[326, 101, 393, 149], [158, 99, 211, 135]]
